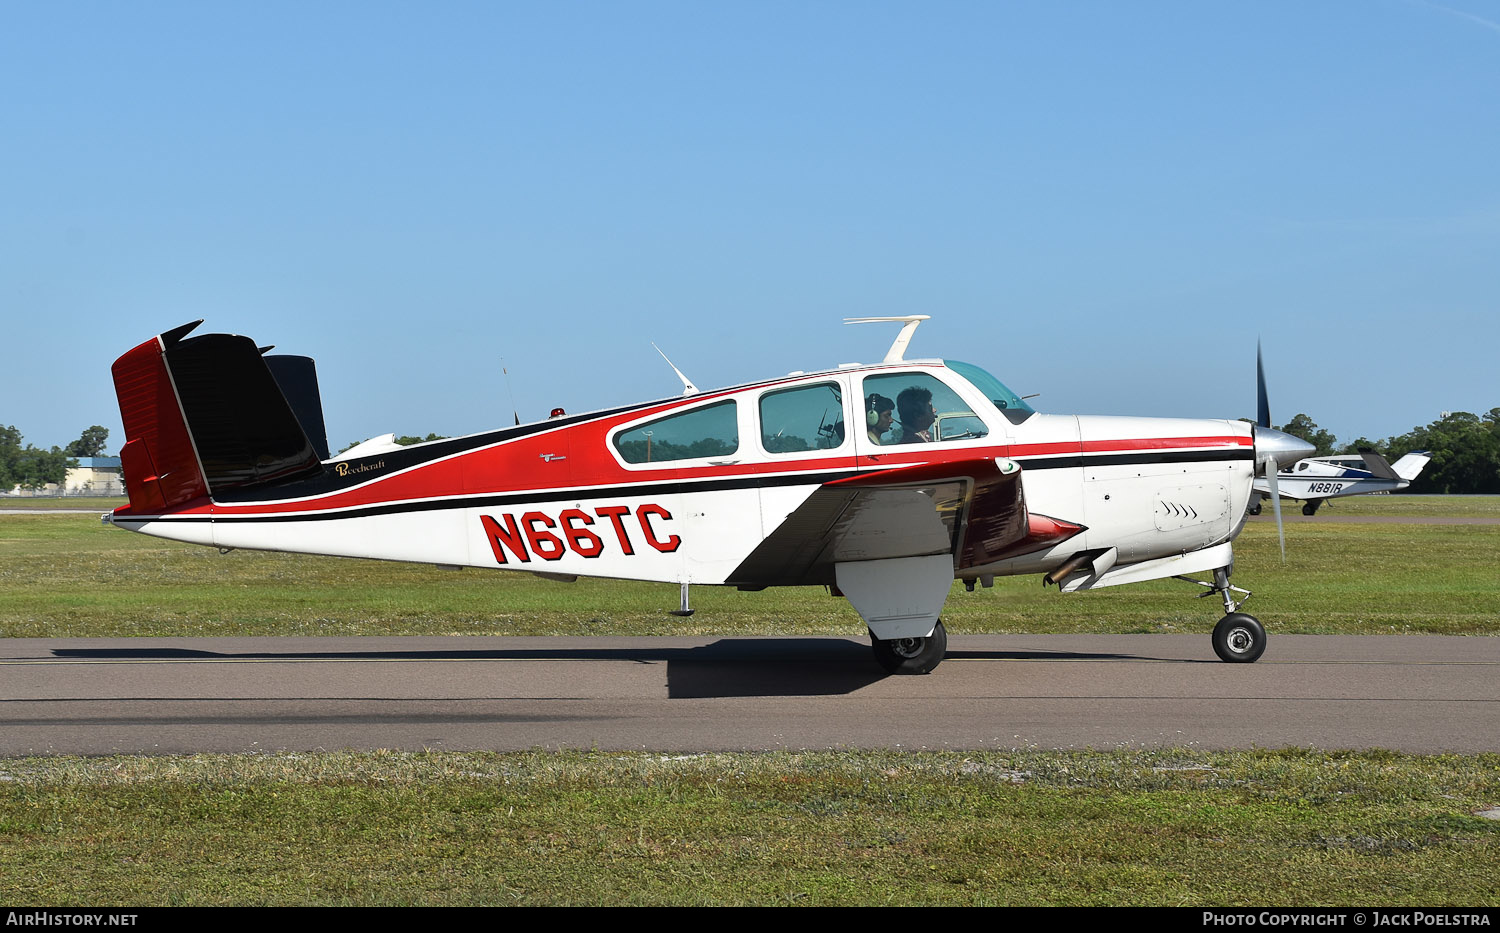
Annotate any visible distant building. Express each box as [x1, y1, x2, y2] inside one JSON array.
[[4, 456, 125, 497], [65, 456, 123, 494]]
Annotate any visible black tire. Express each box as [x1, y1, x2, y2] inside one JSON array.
[[1302, 501, 1319, 516], [870, 620, 947, 675], [1212, 613, 1267, 663], [1247, 502, 1262, 516]]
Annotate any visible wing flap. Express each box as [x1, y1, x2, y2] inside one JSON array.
[[728, 457, 1076, 587]]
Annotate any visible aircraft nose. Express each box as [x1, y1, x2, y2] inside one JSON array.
[[1253, 425, 1317, 473]]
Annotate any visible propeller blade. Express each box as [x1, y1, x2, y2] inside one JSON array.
[[1252, 348, 1305, 562], [1266, 455, 1285, 562], [1256, 340, 1271, 428]]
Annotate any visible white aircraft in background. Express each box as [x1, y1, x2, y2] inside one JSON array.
[[1248, 450, 1432, 516], [1247, 343, 1430, 517]]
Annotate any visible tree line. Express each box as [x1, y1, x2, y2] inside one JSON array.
[[1275, 408, 1500, 494], [0, 425, 110, 491]]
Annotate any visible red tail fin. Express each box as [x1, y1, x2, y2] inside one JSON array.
[[111, 323, 210, 513]]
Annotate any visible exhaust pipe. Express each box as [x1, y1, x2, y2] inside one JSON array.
[[1044, 548, 1117, 588]]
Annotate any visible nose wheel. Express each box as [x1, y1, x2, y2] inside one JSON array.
[[1213, 612, 1267, 663]]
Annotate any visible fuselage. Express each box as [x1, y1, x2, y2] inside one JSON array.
[[110, 358, 1258, 589]]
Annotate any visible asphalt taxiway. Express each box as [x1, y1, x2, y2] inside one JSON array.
[[3, 634, 1496, 756]]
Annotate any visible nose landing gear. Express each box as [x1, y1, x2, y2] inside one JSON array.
[[1178, 566, 1268, 663]]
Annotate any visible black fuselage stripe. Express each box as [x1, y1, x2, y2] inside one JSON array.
[[1015, 449, 1253, 471], [123, 448, 1252, 523]]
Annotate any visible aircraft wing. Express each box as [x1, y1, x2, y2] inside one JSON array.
[[726, 457, 1083, 588]]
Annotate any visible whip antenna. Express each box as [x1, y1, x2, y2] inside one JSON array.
[[502, 360, 520, 425]]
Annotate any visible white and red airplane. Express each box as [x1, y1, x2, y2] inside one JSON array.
[[104, 316, 1314, 673]]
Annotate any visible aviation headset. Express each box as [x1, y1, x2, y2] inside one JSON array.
[[865, 394, 894, 427]]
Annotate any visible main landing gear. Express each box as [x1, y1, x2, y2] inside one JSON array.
[[1248, 497, 1322, 517], [870, 620, 948, 675], [1180, 566, 1268, 663]]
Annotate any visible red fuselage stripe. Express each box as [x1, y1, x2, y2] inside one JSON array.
[[120, 434, 1249, 519]]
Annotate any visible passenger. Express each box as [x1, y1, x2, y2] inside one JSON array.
[[865, 393, 895, 445], [896, 386, 936, 444]]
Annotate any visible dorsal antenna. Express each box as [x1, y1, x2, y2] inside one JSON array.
[[652, 342, 699, 396], [843, 315, 931, 363]]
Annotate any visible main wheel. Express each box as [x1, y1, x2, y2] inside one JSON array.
[[1247, 501, 1262, 516], [1302, 501, 1319, 516], [870, 620, 947, 675], [1212, 613, 1267, 663]]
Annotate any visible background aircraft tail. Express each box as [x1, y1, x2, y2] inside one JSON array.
[[110, 321, 329, 513], [1390, 450, 1432, 482]]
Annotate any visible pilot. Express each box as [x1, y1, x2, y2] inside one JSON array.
[[865, 393, 895, 445], [895, 386, 936, 444]]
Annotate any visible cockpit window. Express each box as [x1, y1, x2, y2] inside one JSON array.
[[944, 359, 1035, 424], [861, 372, 988, 446]]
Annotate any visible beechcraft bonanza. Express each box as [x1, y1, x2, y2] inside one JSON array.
[[1248, 450, 1431, 516], [105, 316, 1315, 673]]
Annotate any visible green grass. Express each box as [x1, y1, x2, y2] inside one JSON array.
[[1278, 495, 1500, 518], [0, 496, 127, 510], [2, 504, 1497, 638], [1, 748, 1497, 906]]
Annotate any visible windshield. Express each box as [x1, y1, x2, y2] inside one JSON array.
[[944, 359, 1035, 421]]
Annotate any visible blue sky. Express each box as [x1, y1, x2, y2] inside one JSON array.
[[3, 1, 1497, 452]]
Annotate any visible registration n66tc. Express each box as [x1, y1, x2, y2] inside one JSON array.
[[480, 504, 680, 564]]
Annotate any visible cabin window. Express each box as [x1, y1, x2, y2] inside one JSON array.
[[759, 383, 847, 454], [861, 372, 989, 446], [614, 400, 738, 464]]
